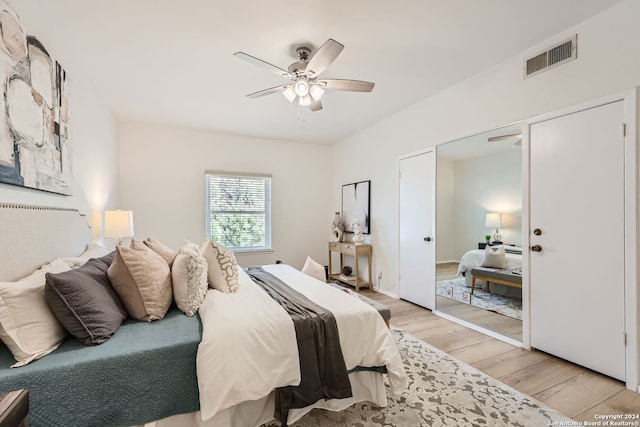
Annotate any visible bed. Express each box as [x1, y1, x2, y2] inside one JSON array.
[[0, 203, 406, 427], [456, 245, 523, 297]]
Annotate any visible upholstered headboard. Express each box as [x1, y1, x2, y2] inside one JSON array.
[[0, 203, 92, 282]]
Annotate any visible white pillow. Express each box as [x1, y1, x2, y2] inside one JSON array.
[[172, 241, 209, 316], [0, 259, 71, 367], [301, 256, 326, 283], [60, 242, 110, 268], [201, 239, 239, 293], [481, 245, 508, 269]]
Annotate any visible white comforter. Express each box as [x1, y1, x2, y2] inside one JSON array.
[[457, 247, 523, 275], [196, 264, 406, 424]]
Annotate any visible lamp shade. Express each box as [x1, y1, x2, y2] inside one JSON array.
[[105, 210, 134, 239], [485, 213, 502, 228]]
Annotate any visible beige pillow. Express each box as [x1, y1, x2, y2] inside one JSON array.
[[108, 240, 173, 321], [201, 239, 239, 293], [481, 245, 508, 269], [301, 256, 326, 282], [172, 241, 208, 316], [144, 238, 176, 267], [0, 259, 71, 367]]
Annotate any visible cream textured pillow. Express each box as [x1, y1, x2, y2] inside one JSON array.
[[107, 240, 173, 321], [201, 239, 239, 293], [0, 259, 71, 367], [172, 241, 209, 316], [301, 256, 326, 283], [481, 245, 508, 269], [144, 238, 177, 267]]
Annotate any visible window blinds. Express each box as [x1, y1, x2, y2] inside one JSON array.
[[205, 172, 272, 251]]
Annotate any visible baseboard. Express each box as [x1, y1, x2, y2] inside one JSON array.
[[376, 288, 398, 299], [436, 260, 458, 264]]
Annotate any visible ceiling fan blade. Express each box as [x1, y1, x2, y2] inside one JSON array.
[[309, 99, 323, 112], [318, 79, 375, 92], [234, 52, 295, 80], [246, 85, 291, 99], [305, 39, 344, 78], [488, 133, 523, 142]]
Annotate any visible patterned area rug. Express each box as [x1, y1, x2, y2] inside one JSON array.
[[436, 277, 522, 320], [265, 328, 573, 426]]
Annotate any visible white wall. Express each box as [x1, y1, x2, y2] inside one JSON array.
[[330, 0, 640, 295], [452, 150, 522, 258], [118, 123, 331, 269], [435, 159, 456, 262], [0, 1, 119, 243]]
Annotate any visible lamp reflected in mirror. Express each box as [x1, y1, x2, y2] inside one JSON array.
[[485, 212, 502, 243]]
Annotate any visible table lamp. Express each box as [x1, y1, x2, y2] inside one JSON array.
[[485, 212, 502, 243], [105, 210, 134, 246]]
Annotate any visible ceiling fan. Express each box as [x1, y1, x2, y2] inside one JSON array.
[[234, 38, 374, 112]]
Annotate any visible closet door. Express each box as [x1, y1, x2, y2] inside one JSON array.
[[399, 149, 436, 309], [529, 100, 625, 381]]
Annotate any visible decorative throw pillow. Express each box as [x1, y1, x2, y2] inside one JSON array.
[[172, 241, 208, 316], [45, 252, 127, 345], [301, 256, 326, 283], [0, 259, 71, 367], [144, 238, 177, 267], [480, 245, 508, 269], [108, 240, 173, 321], [201, 239, 239, 293]]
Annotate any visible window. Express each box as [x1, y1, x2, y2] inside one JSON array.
[[205, 172, 272, 252]]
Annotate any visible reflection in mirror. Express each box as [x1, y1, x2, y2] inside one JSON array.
[[435, 122, 523, 342]]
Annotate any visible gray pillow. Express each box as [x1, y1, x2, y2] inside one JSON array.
[[45, 252, 128, 345]]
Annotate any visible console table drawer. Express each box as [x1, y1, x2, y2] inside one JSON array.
[[329, 242, 357, 255]]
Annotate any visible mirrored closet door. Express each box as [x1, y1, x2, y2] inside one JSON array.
[[435, 122, 523, 342]]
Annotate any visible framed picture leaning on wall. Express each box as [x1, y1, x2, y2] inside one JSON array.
[[342, 180, 370, 234]]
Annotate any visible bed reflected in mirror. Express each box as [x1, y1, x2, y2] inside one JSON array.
[[435, 122, 523, 342]]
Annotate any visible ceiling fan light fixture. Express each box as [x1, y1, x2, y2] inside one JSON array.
[[282, 86, 297, 102], [309, 84, 325, 101], [235, 38, 375, 113], [298, 95, 312, 107], [294, 79, 309, 97]]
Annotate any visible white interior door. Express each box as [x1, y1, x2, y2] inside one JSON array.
[[399, 150, 436, 309], [529, 100, 626, 381]]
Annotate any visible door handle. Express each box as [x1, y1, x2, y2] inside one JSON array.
[[531, 245, 542, 252], [423, 237, 432, 242], [533, 228, 542, 236]]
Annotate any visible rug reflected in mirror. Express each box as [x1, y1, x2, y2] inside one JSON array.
[[437, 277, 522, 320], [264, 328, 573, 426]]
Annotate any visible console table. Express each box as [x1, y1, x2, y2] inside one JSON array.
[[328, 242, 372, 292]]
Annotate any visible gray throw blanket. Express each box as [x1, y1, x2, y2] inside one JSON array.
[[245, 267, 352, 426]]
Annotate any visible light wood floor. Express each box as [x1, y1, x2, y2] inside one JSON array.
[[435, 262, 522, 340], [359, 289, 640, 422]]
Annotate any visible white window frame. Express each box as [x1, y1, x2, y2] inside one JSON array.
[[205, 171, 272, 252]]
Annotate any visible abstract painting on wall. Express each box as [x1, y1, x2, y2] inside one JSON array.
[[0, 1, 72, 195], [342, 180, 370, 234]]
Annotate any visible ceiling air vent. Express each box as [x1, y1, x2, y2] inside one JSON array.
[[524, 35, 577, 79]]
